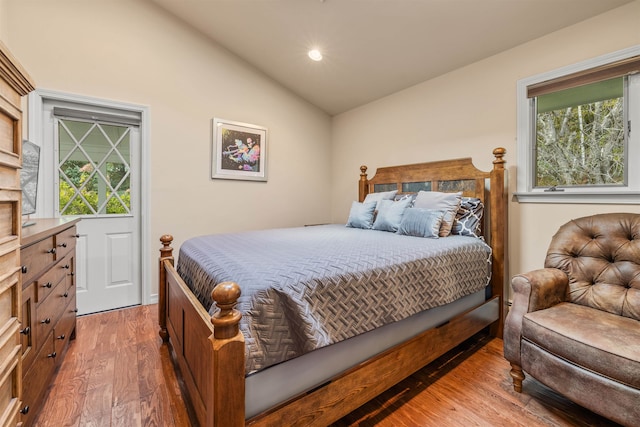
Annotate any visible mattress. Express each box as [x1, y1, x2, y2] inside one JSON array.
[[177, 224, 492, 374]]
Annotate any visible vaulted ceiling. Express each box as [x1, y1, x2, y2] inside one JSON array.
[[150, 0, 633, 115]]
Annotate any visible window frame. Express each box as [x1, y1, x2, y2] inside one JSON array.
[[515, 45, 640, 204]]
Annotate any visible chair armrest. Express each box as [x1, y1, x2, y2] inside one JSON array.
[[515, 268, 569, 312], [503, 268, 568, 364]]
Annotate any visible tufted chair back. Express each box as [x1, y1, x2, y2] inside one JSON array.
[[544, 213, 640, 321]]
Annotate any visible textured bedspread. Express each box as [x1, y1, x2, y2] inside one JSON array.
[[177, 224, 491, 374]]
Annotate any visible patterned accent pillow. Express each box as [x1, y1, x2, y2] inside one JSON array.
[[372, 197, 412, 232], [412, 191, 462, 237], [397, 208, 445, 238], [393, 193, 417, 204], [346, 201, 377, 229], [451, 197, 484, 238]]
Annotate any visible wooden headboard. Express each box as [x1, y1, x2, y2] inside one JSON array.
[[358, 147, 508, 337]]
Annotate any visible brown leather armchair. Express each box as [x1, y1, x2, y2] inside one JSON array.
[[504, 213, 640, 427]]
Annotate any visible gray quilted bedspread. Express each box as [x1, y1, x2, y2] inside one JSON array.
[[177, 224, 491, 374]]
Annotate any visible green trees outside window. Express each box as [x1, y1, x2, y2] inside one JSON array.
[[534, 77, 625, 188], [58, 119, 132, 216], [59, 160, 131, 215]]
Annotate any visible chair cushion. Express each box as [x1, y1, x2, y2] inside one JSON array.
[[522, 302, 640, 389], [520, 340, 640, 427]]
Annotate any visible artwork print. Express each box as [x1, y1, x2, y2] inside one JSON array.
[[212, 118, 267, 181]]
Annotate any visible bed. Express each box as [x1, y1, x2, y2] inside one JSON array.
[[158, 147, 508, 426]]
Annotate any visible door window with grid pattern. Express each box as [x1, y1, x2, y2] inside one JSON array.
[[58, 119, 132, 216]]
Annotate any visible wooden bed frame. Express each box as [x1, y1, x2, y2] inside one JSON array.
[[158, 147, 508, 426]]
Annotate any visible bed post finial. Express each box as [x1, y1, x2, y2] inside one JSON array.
[[159, 234, 174, 342], [211, 282, 242, 339], [359, 165, 369, 202], [492, 147, 506, 169], [160, 234, 173, 258]]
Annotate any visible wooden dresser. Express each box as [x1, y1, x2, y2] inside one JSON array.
[[0, 41, 35, 425], [20, 218, 79, 426]]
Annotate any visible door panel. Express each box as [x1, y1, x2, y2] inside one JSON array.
[[44, 100, 141, 315]]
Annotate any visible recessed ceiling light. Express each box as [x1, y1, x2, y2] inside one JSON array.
[[308, 49, 323, 61]]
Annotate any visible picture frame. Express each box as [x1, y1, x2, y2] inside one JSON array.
[[211, 118, 267, 181]]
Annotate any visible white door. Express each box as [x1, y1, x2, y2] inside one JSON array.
[[44, 101, 141, 314]]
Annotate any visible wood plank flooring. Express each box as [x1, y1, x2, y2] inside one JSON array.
[[33, 305, 621, 427], [32, 305, 191, 427]]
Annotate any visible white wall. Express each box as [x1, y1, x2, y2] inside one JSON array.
[[331, 1, 640, 286], [3, 0, 332, 298], [0, 0, 7, 42]]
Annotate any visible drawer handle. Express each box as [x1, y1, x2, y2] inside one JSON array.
[[74, 308, 79, 313], [63, 292, 69, 298], [20, 406, 29, 415], [41, 318, 51, 324], [47, 352, 57, 358], [57, 334, 66, 340], [74, 234, 80, 238], [62, 264, 70, 270], [70, 272, 75, 277], [47, 248, 57, 254], [20, 326, 30, 335], [58, 242, 68, 248], [21, 265, 27, 274], [43, 282, 53, 289]]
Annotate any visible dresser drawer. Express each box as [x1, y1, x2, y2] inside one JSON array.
[[22, 332, 56, 426], [0, 248, 18, 281], [21, 236, 55, 286], [34, 257, 67, 304], [54, 294, 76, 357], [21, 282, 36, 372], [57, 255, 74, 293], [34, 280, 68, 343], [63, 254, 76, 292], [0, 352, 20, 426], [54, 225, 77, 260]]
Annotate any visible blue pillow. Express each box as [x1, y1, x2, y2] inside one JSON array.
[[346, 201, 377, 229], [372, 197, 412, 232], [363, 190, 398, 209], [413, 191, 462, 237], [397, 208, 445, 238]]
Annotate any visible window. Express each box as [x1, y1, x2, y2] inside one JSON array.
[[515, 46, 640, 203]]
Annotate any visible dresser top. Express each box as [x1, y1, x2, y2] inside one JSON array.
[[21, 218, 81, 247]]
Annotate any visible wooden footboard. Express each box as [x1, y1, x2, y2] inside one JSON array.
[[159, 237, 245, 426], [158, 148, 508, 426]]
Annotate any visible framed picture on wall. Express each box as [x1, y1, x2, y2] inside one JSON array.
[[211, 118, 267, 181]]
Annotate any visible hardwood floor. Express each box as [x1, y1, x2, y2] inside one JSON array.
[[33, 305, 191, 427], [34, 305, 620, 427], [332, 336, 620, 427]]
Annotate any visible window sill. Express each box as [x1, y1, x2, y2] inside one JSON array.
[[513, 191, 640, 204]]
